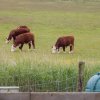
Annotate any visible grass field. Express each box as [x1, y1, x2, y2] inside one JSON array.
[[0, 0, 100, 91]]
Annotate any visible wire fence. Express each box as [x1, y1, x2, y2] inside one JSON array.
[[0, 61, 89, 92], [0, 68, 78, 92], [19, 75, 78, 92]]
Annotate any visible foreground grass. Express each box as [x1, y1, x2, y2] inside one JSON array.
[[0, 0, 100, 91], [0, 62, 100, 91]]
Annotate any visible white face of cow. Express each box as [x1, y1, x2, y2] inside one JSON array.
[[5, 39, 10, 44], [11, 45, 16, 52], [52, 46, 57, 53]]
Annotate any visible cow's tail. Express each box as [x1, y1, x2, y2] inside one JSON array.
[[32, 34, 35, 49]]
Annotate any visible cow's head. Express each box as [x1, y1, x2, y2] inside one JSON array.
[[6, 30, 15, 44], [11, 45, 16, 52], [5, 37, 10, 44], [52, 46, 57, 53]]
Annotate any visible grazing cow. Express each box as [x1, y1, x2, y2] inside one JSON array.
[[18, 25, 29, 29], [6, 28, 30, 43], [11, 32, 35, 52], [52, 36, 74, 53]]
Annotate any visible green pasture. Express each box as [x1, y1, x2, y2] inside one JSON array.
[[0, 0, 100, 91]]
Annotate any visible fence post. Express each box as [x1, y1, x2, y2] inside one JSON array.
[[78, 61, 85, 92]]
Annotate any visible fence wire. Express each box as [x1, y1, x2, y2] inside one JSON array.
[[0, 68, 79, 92]]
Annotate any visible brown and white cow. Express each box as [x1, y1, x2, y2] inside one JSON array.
[[17, 25, 29, 29], [52, 36, 74, 53], [6, 27, 30, 43], [11, 32, 35, 52]]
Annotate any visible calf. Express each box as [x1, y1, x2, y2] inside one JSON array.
[[52, 36, 74, 53], [11, 32, 35, 52]]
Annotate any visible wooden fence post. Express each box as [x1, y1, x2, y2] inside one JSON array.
[[78, 61, 85, 92]]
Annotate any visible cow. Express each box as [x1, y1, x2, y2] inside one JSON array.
[[52, 36, 74, 54], [6, 28, 30, 43], [11, 32, 35, 52], [17, 25, 30, 30]]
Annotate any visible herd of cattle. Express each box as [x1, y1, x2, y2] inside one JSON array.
[[6, 25, 74, 53]]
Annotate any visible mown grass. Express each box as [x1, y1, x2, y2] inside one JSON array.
[[0, 0, 100, 91]]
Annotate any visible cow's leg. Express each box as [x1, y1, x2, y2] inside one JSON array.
[[69, 44, 73, 54], [63, 46, 65, 51], [19, 44, 24, 51], [28, 43, 31, 49], [32, 40, 35, 49]]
